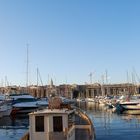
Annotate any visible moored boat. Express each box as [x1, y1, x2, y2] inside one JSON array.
[[0, 101, 12, 117], [10, 93, 48, 115], [121, 102, 140, 110], [21, 96, 95, 140]]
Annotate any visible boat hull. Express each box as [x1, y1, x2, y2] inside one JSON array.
[[122, 104, 140, 110], [11, 107, 38, 115]]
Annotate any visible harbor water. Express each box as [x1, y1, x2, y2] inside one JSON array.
[[0, 102, 140, 140], [0, 115, 28, 140]]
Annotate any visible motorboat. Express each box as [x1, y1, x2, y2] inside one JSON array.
[[115, 95, 140, 113], [10, 93, 48, 115]]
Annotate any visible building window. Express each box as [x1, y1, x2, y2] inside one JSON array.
[[89, 89, 91, 97], [35, 116, 44, 132], [53, 116, 63, 132], [94, 89, 97, 96]]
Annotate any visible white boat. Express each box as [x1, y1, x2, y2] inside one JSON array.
[[115, 95, 140, 111], [20, 96, 95, 140], [0, 102, 12, 117], [0, 94, 12, 117], [10, 93, 36, 102], [59, 96, 76, 104], [12, 102, 38, 115], [0, 93, 13, 103], [10, 93, 48, 115], [85, 98, 94, 102], [121, 102, 140, 110], [76, 98, 86, 102]]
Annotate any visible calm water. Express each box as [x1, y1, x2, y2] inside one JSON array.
[[0, 115, 28, 140], [0, 102, 140, 140], [78, 102, 140, 140]]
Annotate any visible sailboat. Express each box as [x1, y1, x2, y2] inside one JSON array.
[[11, 47, 48, 115]]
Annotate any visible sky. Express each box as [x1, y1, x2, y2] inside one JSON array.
[[0, 0, 140, 86]]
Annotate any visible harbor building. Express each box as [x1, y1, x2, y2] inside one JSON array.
[[0, 83, 139, 99]]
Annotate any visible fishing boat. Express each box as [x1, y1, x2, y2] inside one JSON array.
[[20, 96, 95, 140]]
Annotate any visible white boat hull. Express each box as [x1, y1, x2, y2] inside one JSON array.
[[0, 105, 12, 117], [122, 104, 140, 110]]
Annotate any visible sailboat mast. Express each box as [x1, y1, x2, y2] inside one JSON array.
[[37, 67, 39, 87], [105, 70, 108, 84], [26, 44, 29, 91]]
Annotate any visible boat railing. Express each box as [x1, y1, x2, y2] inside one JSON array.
[[73, 106, 96, 140], [66, 125, 75, 137], [20, 131, 29, 140], [75, 124, 92, 134]]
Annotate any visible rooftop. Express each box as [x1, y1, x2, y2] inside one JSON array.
[[30, 108, 75, 115]]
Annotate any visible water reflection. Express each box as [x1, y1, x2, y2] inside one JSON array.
[[77, 102, 140, 140], [0, 115, 29, 128], [0, 115, 28, 140], [0, 102, 140, 140], [123, 110, 140, 115]]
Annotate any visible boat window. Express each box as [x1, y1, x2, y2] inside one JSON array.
[[53, 116, 63, 132], [35, 116, 44, 132]]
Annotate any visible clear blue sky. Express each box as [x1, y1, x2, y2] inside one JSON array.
[[0, 0, 140, 86]]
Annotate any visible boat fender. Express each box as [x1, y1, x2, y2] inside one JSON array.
[[11, 108, 17, 115]]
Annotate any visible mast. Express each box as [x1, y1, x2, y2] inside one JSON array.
[[126, 71, 129, 83], [89, 71, 95, 84], [26, 44, 29, 92], [37, 67, 43, 86], [37, 67, 39, 87], [89, 72, 93, 84], [105, 70, 108, 84]]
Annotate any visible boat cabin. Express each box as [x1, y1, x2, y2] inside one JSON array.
[[29, 108, 75, 140]]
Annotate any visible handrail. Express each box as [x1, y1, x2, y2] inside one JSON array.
[[73, 106, 96, 140], [20, 131, 29, 140]]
